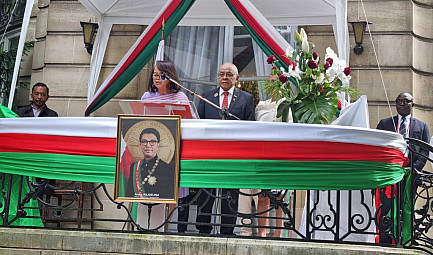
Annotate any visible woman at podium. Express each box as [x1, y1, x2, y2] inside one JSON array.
[[142, 61, 190, 105], [141, 60, 195, 232]]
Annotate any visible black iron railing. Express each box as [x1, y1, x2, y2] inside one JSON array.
[[1, 138, 432, 254]]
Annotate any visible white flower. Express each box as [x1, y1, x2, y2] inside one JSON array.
[[312, 73, 325, 84], [300, 28, 307, 42], [285, 48, 294, 58], [325, 47, 338, 60], [288, 65, 302, 80], [301, 37, 309, 53], [339, 75, 351, 86]]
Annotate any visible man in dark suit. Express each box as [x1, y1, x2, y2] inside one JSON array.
[[16, 82, 58, 117], [195, 62, 255, 235], [377, 92, 430, 172], [375, 92, 430, 243]]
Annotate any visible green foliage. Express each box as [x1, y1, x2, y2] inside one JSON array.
[[266, 29, 357, 124], [0, 41, 34, 106]]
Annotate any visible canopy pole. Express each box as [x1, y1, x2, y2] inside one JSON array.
[[8, 0, 35, 109]]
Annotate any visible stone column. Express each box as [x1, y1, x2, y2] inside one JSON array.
[[412, 0, 433, 135]]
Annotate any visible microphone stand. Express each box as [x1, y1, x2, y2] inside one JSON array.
[[161, 72, 240, 120]]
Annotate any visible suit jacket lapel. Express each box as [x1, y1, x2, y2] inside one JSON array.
[[393, 116, 399, 132], [228, 88, 240, 111]]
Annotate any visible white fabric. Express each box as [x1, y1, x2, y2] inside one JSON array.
[[0, 118, 407, 154], [88, 0, 174, 106], [78, 0, 344, 26], [87, 22, 112, 102], [165, 26, 222, 107], [79, 0, 349, 103], [8, 0, 35, 109], [301, 95, 374, 243], [154, 39, 165, 64], [331, 95, 369, 128]]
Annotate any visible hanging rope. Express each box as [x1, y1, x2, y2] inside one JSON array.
[[359, 0, 395, 128]]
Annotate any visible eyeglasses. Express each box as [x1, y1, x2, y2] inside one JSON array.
[[395, 99, 412, 105], [152, 73, 161, 79], [140, 140, 158, 146], [218, 72, 236, 78]]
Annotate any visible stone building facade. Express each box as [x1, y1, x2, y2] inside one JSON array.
[[15, 0, 433, 132]]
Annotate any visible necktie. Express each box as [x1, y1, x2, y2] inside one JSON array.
[[222, 91, 229, 110], [399, 118, 407, 137]]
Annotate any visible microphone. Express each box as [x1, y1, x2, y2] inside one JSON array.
[[159, 71, 240, 120], [160, 71, 171, 81]]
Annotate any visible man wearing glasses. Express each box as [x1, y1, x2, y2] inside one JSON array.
[[195, 63, 255, 235], [126, 128, 174, 199], [375, 92, 430, 243], [377, 92, 430, 172]]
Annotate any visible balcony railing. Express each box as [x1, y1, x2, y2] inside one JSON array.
[[1, 137, 432, 254]]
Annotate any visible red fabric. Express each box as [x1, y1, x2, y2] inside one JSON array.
[[120, 145, 134, 180], [87, 0, 183, 111], [0, 133, 116, 157], [180, 140, 407, 164], [374, 184, 397, 244], [226, 0, 291, 66]]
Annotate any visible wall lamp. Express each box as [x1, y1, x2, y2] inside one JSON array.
[[349, 20, 371, 55], [80, 21, 99, 54]]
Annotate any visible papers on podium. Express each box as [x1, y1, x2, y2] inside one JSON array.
[[118, 100, 198, 119]]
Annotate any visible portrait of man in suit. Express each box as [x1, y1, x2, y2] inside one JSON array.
[[195, 62, 255, 235], [115, 116, 180, 203]]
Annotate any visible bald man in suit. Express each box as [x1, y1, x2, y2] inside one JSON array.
[[195, 63, 255, 235]]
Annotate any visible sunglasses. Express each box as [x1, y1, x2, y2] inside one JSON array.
[[395, 99, 412, 105]]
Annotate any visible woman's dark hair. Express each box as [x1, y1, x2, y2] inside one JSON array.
[[148, 61, 181, 93]]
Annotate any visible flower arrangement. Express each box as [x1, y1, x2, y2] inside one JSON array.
[[266, 28, 355, 124]]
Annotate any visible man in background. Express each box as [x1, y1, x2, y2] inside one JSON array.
[[195, 62, 255, 235], [16, 82, 58, 117], [376, 92, 430, 243], [15, 82, 58, 212], [377, 92, 430, 173]]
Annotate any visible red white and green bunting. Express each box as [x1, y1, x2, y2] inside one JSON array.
[[223, 0, 292, 71], [0, 118, 407, 190], [85, 0, 195, 116], [85, 0, 295, 115]]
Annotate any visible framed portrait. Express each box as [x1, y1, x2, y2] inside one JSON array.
[[114, 115, 181, 203]]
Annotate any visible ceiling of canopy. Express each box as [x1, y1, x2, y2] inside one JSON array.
[[79, 0, 342, 26]]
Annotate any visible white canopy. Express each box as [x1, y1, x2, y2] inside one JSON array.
[[78, 0, 349, 102]]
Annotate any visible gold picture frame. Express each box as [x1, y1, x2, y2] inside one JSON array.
[[114, 115, 180, 203]]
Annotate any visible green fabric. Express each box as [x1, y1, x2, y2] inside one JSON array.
[[223, 0, 296, 85], [179, 160, 405, 190], [86, 0, 196, 115], [0, 152, 116, 183], [403, 170, 412, 245], [0, 174, 43, 227], [0, 109, 42, 227], [0, 105, 18, 118]]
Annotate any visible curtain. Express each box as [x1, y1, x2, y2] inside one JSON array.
[[165, 26, 222, 108]]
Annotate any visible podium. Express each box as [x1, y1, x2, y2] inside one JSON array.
[[118, 100, 198, 118]]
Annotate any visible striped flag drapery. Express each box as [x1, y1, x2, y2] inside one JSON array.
[[85, 0, 195, 116], [85, 0, 296, 115], [224, 0, 293, 71], [0, 118, 408, 190]]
